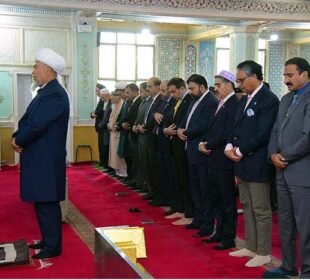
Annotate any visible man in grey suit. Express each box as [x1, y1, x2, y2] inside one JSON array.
[[265, 57, 310, 279]]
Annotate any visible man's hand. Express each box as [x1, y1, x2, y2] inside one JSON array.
[[270, 153, 288, 170], [138, 124, 147, 134], [91, 112, 97, 118], [224, 148, 241, 162], [164, 124, 177, 136], [12, 138, 23, 153], [132, 125, 139, 133], [122, 122, 131, 130], [154, 113, 164, 125], [177, 128, 187, 141], [198, 142, 211, 155]]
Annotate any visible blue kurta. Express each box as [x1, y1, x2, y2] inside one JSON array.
[[13, 79, 69, 202]]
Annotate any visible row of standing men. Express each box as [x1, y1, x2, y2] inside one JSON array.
[[91, 57, 310, 278]]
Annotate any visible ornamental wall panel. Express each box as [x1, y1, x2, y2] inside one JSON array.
[[24, 29, 70, 64], [0, 28, 20, 64]]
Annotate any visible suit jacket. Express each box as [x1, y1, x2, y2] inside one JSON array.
[[181, 92, 218, 164], [228, 84, 279, 182], [134, 97, 152, 126], [156, 97, 176, 154], [203, 94, 239, 169], [144, 94, 164, 131], [92, 99, 104, 132], [98, 100, 112, 145], [165, 93, 192, 158], [13, 79, 69, 202], [268, 82, 310, 186]]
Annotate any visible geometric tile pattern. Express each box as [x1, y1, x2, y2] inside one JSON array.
[[157, 38, 182, 80], [300, 45, 310, 64], [268, 43, 285, 97]]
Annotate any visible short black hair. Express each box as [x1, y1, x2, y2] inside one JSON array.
[[139, 82, 147, 91], [96, 83, 105, 89], [168, 77, 186, 89], [126, 83, 139, 92], [237, 60, 263, 81], [186, 74, 208, 89], [285, 57, 310, 78]]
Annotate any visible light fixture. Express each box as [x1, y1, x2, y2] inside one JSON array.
[[270, 33, 279, 41]]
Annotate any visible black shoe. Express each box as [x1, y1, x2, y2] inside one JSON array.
[[185, 222, 200, 229], [193, 230, 212, 238], [148, 200, 167, 207], [32, 250, 61, 259], [262, 267, 299, 279], [165, 210, 175, 216], [28, 242, 43, 249], [202, 236, 222, 244], [213, 242, 236, 250], [142, 194, 153, 200]]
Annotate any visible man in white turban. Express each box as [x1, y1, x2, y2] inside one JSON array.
[[12, 48, 69, 259]]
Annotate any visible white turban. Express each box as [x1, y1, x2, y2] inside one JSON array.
[[100, 88, 110, 95], [115, 82, 127, 90], [35, 48, 66, 74]]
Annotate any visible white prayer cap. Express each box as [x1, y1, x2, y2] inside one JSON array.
[[100, 88, 110, 95], [216, 70, 236, 84], [35, 48, 66, 74], [115, 82, 127, 90]]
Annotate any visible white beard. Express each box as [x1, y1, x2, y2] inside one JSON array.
[[29, 81, 39, 93]]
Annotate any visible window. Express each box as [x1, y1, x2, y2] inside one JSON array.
[[216, 37, 230, 74], [98, 31, 155, 92]]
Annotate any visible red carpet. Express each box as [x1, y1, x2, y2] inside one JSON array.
[[66, 163, 282, 278], [0, 166, 94, 278]]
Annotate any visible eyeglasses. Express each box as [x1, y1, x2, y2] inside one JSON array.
[[236, 76, 249, 85]]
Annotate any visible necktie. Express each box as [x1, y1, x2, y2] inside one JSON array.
[[173, 100, 182, 117], [244, 95, 253, 111], [215, 99, 224, 115]]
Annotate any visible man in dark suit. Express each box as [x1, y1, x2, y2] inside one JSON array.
[[12, 48, 69, 259], [225, 60, 279, 267], [265, 57, 310, 279], [153, 80, 176, 206], [90, 83, 106, 166], [120, 83, 142, 185], [198, 70, 239, 250], [133, 82, 152, 192], [177, 74, 218, 237], [164, 77, 194, 225], [96, 88, 112, 169]]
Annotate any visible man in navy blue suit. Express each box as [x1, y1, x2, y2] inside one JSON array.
[[225, 60, 279, 267], [177, 74, 218, 237], [199, 70, 239, 250], [12, 48, 69, 259]]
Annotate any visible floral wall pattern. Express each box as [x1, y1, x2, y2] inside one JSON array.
[[185, 45, 197, 81], [199, 41, 215, 86]]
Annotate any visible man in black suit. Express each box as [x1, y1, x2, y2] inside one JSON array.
[[177, 74, 218, 237], [142, 77, 164, 205], [120, 83, 142, 185], [154, 80, 176, 206], [225, 61, 279, 267], [164, 77, 194, 225], [198, 70, 239, 250], [90, 83, 106, 166]]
